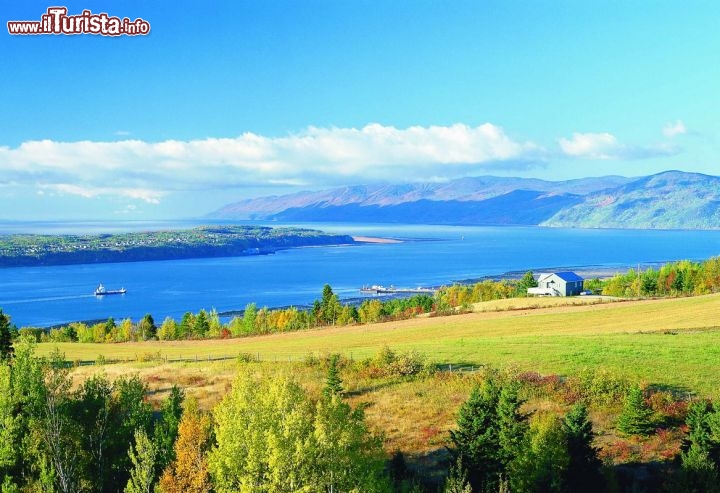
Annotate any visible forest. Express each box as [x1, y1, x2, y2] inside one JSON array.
[[1, 323, 720, 492]]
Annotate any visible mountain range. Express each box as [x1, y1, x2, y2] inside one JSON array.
[[208, 171, 720, 229]]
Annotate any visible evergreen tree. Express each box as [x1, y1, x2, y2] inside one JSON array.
[[680, 442, 720, 493], [178, 312, 194, 339], [323, 353, 343, 398], [0, 311, 14, 361], [497, 380, 528, 466], [677, 401, 720, 492], [193, 310, 209, 338], [449, 379, 502, 491], [617, 385, 654, 436], [562, 403, 605, 493]]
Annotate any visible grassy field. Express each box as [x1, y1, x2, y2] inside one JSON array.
[[41, 293, 720, 396]]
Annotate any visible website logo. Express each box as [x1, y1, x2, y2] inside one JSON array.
[[7, 7, 151, 36]]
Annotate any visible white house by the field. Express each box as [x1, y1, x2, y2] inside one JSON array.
[[527, 271, 584, 297]]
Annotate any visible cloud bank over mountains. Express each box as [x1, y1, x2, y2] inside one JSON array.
[[0, 123, 682, 204]]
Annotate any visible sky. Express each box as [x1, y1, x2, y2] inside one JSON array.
[[1, 1, 719, 220]]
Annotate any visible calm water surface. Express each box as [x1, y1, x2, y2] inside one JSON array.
[[2, 221, 720, 327]]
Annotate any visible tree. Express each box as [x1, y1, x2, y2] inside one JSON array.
[[677, 401, 720, 493], [497, 381, 528, 466], [449, 379, 502, 491], [75, 373, 114, 492], [517, 271, 538, 294], [617, 385, 654, 436], [508, 414, 569, 493], [177, 313, 194, 340], [209, 373, 390, 492], [323, 353, 343, 398], [0, 311, 14, 361], [158, 400, 212, 493], [137, 314, 156, 341], [311, 395, 391, 492], [316, 284, 342, 325], [193, 311, 209, 338], [241, 303, 257, 336], [680, 442, 720, 493], [562, 403, 605, 493], [125, 429, 157, 493], [39, 350, 82, 493], [154, 385, 185, 475], [158, 317, 177, 341]]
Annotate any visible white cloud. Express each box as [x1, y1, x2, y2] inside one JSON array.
[[558, 132, 618, 159], [0, 123, 543, 202], [662, 120, 686, 138], [38, 184, 165, 204], [558, 132, 678, 160]]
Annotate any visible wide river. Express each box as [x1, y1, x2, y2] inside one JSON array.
[[2, 221, 720, 328]]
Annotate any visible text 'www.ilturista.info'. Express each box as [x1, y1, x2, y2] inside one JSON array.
[[7, 7, 150, 36]]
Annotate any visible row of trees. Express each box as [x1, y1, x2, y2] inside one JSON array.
[[34, 286, 438, 344], [596, 257, 720, 297]]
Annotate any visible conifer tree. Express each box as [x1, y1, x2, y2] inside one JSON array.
[[562, 403, 605, 493], [449, 379, 502, 490], [0, 311, 14, 361], [680, 442, 720, 493], [617, 385, 654, 436], [323, 353, 343, 398], [497, 380, 528, 465], [678, 401, 720, 492]]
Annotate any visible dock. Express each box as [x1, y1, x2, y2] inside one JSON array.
[[360, 285, 437, 295]]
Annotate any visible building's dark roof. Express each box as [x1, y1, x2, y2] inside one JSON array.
[[553, 271, 584, 282]]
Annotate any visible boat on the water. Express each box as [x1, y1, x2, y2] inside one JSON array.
[[94, 284, 127, 296]]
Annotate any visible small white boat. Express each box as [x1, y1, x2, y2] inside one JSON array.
[[94, 283, 127, 296]]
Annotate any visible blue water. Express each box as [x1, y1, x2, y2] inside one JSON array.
[[2, 222, 720, 328]]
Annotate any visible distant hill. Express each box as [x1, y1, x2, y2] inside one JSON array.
[[208, 171, 720, 229], [542, 171, 720, 229]]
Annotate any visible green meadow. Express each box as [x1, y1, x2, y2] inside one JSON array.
[[40, 293, 720, 396]]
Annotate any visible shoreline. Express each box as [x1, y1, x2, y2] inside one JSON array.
[[352, 235, 404, 244], [37, 261, 663, 330]]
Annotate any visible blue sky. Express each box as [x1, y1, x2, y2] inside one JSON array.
[[1, 1, 719, 220]]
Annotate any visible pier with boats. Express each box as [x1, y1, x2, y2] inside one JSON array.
[[360, 285, 437, 295]]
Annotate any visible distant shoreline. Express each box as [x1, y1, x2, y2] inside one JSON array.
[[352, 236, 403, 244], [0, 225, 356, 268]]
